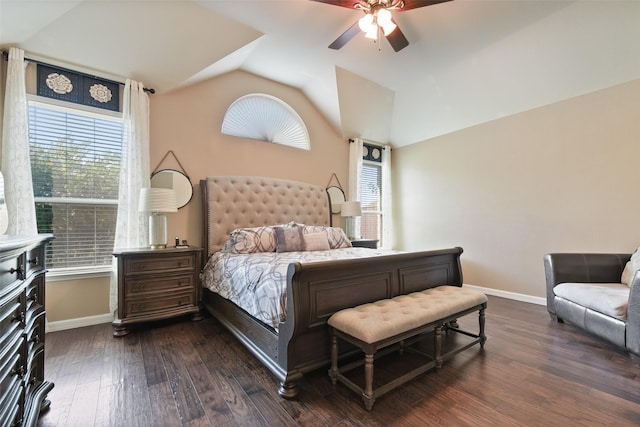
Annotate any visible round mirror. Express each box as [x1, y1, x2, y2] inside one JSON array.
[[150, 169, 193, 209], [326, 186, 345, 214]]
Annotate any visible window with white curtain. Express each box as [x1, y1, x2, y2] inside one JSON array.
[[28, 98, 123, 273], [360, 144, 383, 243]]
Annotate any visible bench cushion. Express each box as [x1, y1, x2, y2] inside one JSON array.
[[554, 282, 629, 321], [328, 286, 487, 344]]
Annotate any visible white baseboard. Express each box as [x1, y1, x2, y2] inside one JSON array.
[[46, 313, 113, 333], [44, 287, 545, 334], [464, 284, 546, 306]]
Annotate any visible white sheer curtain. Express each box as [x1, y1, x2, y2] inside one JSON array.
[[1, 47, 37, 235], [381, 144, 394, 249], [348, 138, 363, 238], [109, 80, 150, 315]]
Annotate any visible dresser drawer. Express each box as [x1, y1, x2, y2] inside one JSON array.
[[0, 288, 23, 351], [125, 274, 195, 297], [0, 334, 23, 387], [124, 253, 196, 275], [125, 291, 196, 318], [25, 244, 46, 278], [0, 251, 23, 290], [0, 369, 22, 427]]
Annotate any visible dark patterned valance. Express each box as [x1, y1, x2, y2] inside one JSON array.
[[37, 64, 119, 112], [363, 143, 383, 163]]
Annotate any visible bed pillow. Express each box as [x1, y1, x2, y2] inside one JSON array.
[[274, 225, 305, 252], [226, 226, 278, 253], [303, 225, 352, 249], [303, 232, 331, 251]]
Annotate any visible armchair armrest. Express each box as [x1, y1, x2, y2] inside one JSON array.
[[543, 253, 630, 317]]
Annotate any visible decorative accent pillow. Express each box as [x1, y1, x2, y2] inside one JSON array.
[[621, 248, 640, 286], [274, 225, 305, 252], [303, 225, 352, 249], [303, 232, 331, 251], [227, 226, 278, 254]]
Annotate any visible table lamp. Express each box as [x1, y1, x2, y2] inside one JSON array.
[[139, 188, 177, 249], [341, 200, 361, 240]]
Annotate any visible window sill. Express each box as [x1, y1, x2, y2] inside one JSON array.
[[47, 266, 112, 282]]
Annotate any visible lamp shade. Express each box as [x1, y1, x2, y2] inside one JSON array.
[[341, 201, 362, 217], [138, 188, 178, 213]]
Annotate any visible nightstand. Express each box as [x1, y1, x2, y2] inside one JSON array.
[[350, 239, 379, 249], [112, 246, 203, 337]]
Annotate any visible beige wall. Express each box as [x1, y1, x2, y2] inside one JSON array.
[[394, 79, 640, 299], [46, 70, 348, 322]]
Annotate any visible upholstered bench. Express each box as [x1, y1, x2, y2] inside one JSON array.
[[328, 285, 487, 410]]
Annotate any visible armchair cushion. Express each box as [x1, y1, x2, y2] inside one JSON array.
[[621, 248, 640, 286], [554, 282, 629, 321]]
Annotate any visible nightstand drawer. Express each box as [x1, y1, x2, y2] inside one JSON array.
[[125, 274, 194, 296], [125, 292, 196, 317], [124, 254, 195, 275]]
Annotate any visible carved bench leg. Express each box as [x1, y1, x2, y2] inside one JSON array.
[[434, 324, 443, 369], [329, 334, 339, 384], [363, 353, 375, 410]]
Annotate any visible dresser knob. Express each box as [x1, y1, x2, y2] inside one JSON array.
[[12, 312, 25, 323], [28, 256, 39, 265], [31, 334, 40, 344], [9, 267, 22, 275], [30, 293, 38, 302]]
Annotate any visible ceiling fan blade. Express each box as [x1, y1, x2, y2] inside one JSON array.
[[310, 0, 359, 10], [386, 22, 409, 52], [329, 21, 361, 50], [399, 0, 452, 12]]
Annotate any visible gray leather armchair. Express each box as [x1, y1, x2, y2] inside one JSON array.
[[544, 253, 640, 361]]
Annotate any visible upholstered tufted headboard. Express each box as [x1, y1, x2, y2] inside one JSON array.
[[201, 176, 331, 258]]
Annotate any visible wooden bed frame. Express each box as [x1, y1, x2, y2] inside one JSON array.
[[200, 176, 463, 398]]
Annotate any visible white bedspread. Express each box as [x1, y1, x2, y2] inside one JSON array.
[[200, 247, 395, 330]]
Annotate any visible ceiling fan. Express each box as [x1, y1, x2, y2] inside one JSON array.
[[312, 0, 451, 52]]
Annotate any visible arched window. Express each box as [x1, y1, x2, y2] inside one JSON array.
[[221, 93, 310, 150]]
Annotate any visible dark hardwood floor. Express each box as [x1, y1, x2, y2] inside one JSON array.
[[37, 296, 640, 426]]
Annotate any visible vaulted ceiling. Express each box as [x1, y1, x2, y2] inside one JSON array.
[[2, 0, 639, 147]]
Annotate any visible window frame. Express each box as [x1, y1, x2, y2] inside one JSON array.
[[27, 95, 123, 280]]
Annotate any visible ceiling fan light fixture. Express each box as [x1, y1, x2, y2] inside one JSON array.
[[365, 25, 378, 40], [377, 8, 397, 35], [358, 13, 374, 32]]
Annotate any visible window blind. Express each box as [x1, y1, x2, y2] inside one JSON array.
[[28, 101, 123, 270], [361, 162, 382, 241]]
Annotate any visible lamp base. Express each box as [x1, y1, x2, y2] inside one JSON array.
[[148, 212, 168, 249]]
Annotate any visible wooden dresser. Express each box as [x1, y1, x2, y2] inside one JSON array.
[[112, 246, 203, 337], [0, 234, 53, 427]]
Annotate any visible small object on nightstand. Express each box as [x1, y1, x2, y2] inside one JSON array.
[[350, 238, 378, 249]]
